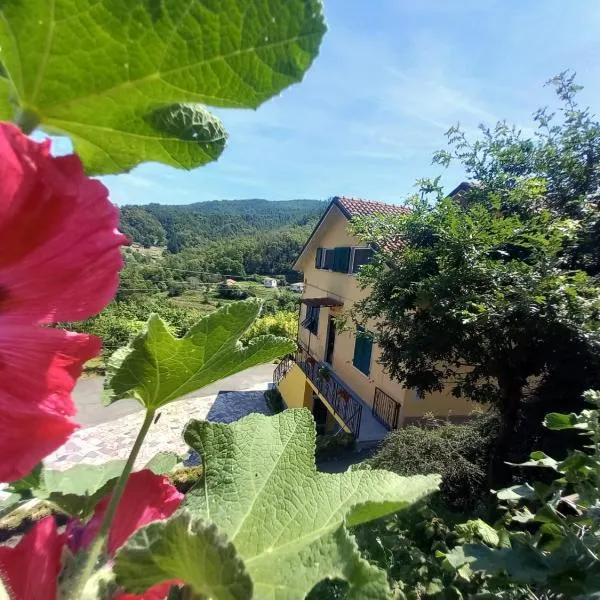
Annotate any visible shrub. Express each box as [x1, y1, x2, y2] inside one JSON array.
[[264, 388, 285, 414], [315, 432, 355, 460], [167, 465, 204, 495], [368, 412, 500, 510], [243, 310, 297, 341], [215, 282, 255, 300]]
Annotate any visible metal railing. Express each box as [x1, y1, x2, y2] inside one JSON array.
[[295, 345, 362, 438], [273, 355, 294, 385], [372, 386, 402, 430]]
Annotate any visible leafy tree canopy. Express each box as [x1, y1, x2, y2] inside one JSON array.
[[351, 73, 600, 481]]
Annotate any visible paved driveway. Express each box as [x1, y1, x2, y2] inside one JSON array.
[[73, 363, 276, 427], [40, 363, 277, 471]]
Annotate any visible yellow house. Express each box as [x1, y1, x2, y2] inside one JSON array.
[[274, 196, 476, 444]]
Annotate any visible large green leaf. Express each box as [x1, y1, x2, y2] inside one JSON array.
[[104, 300, 295, 410], [170, 409, 439, 599], [0, 0, 326, 174], [441, 542, 551, 584], [6, 457, 180, 519], [115, 513, 252, 600], [7, 460, 126, 519]]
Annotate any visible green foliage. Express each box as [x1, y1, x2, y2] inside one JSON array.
[[345, 504, 528, 600], [367, 413, 499, 510], [143, 452, 180, 475], [351, 76, 600, 482], [119, 207, 166, 248], [263, 290, 302, 316], [121, 199, 324, 250], [243, 310, 298, 341], [216, 283, 254, 300], [315, 432, 356, 460], [0, 0, 326, 174], [440, 392, 600, 597], [62, 295, 202, 357], [264, 388, 285, 414], [168, 465, 205, 495], [6, 454, 179, 520], [104, 300, 296, 409], [115, 513, 253, 600], [6, 461, 125, 519], [170, 409, 440, 599]]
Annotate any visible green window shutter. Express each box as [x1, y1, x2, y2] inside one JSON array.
[[311, 306, 320, 335], [315, 247, 323, 269], [332, 247, 351, 273], [324, 248, 335, 270], [352, 327, 372, 375]]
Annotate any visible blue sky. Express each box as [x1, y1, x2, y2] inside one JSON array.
[[98, 1, 600, 205]]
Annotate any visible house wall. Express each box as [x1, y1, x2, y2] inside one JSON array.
[[295, 203, 477, 422], [278, 363, 310, 409]]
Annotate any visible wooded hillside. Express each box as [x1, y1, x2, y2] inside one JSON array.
[[120, 199, 325, 252]]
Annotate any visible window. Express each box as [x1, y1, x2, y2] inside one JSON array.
[[351, 248, 374, 273], [301, 305, 320, 335], [332, 246, 351, 273], [352, 326, 373, 375], [315, 247, 334, 270], [315, 247, 324, 269]]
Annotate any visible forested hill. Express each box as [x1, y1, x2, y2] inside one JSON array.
[[120, 199, 325, 252]]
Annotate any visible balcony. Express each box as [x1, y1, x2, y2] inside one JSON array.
[[295, 345, 363, 438], [372, 387, 402, 430]]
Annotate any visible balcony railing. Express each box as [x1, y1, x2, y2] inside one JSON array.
[[273, 355, 294, 385], [295, 345, 362, 438], [372, 386, 402, 430]]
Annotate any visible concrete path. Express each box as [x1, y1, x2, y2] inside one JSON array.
[[38, 364, 278, 471], [73, 363, 276, 427], [47, 388, 271, 471]]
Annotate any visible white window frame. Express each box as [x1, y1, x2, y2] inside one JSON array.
[[349, 246, 373, 275], [318, 247, 335, 271]]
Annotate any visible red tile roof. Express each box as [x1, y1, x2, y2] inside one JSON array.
[[335, 196, 409, 219]]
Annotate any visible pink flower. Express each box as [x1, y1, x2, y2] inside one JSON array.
[[76, 470, 184, 555], [0, 123, 127, 481], [2, 472, 183, 600], [0, 517, 65, 600], [115, 581, 181, 600], [66, 470, 184, 599]]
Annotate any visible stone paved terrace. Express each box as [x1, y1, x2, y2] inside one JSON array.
[[45, 387, 271, 471]]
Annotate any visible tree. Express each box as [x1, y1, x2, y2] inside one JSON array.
[[351, 74, 600, 484]]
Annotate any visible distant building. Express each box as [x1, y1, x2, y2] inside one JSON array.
[[273, 195, 475, 445], [263, 277, 278, 288], [289, 282, 304, 293]]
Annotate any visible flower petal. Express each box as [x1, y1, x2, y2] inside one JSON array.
[[114, 581, 181, 600], [0, 122, 127, 324], [0, 517, 65, 600], [0, 406, 78, 482], [79, 470, 183, 556], [0, 324, 99, 481]]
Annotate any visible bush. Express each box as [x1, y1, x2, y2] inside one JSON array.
[[368, 412, 500, 510], [315, 432, 355, 459], [264, 388, 285, 414], [60, 296, 202, 359], [262, 290, 300, 315], [216, 283, 253, 300], [243, 310, 297, 341], [168, 465, 204, 494]]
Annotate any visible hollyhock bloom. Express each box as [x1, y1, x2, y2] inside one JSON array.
[[1, 472, 183, 600], [73, 469, 184, 555], [115, 581, 181, 600], [0, 123, 127, 481], [0, 517, 65, 600]]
